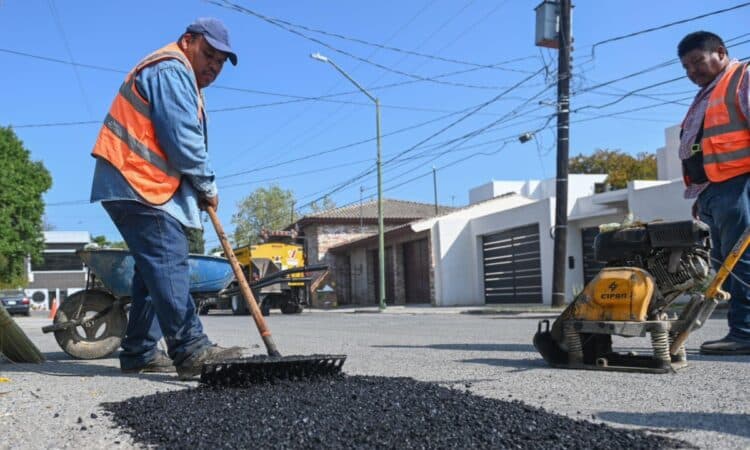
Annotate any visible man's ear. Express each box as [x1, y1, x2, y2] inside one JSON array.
[[178, 33, 194, 51], [717, 45, 728, 61]]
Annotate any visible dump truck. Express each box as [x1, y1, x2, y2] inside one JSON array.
[[199, 230, 325, 316]]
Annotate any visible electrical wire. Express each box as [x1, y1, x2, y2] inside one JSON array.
[[205, 0, 524, 90], [47, 0, 93, 119], [590, 2, 750, 56], [205, 0, 534, 74]]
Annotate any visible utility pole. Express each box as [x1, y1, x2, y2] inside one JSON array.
[[432, 166, 439, 215], [551, 0, 572, 307]]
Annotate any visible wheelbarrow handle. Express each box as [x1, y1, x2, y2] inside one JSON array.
[[206, 206, 281, 357]]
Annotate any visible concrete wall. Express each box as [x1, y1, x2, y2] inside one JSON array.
[[656, 125, 682, 181], [303, 223, 377, 306], [629, 180, 692, 222], [431, 198, 559, 306], [468, 175, 606, 208]]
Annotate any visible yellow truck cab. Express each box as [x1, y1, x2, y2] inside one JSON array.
[[228, 230, 309, 316]]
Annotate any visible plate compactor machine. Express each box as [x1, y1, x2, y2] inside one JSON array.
[[534, 219, 750, 373]]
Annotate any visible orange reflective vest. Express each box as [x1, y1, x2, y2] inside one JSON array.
[[91, 43, 204, 205], [701, 62, 750, 183]]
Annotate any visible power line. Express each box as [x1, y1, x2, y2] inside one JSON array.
[[1, 46, 538, 128], [219, 157, 372, 190], [576, 37, 750, 96], [205, 0, 526, 90], [384, 67, 546, 165], [205, 0, 534, 74], [47, 0, 93, 119], [217, 104, 491, 180], [590, 1, 750, 55], [295, 71, 548, 209], [0, 47, 126, 73], [223, 0, 437, 173]]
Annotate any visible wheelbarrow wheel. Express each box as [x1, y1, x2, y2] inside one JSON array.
[[53, 289, 126, 360]]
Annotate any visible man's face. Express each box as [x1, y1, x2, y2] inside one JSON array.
[[180, 34, 228, 89], [680, 47, 728, 88]]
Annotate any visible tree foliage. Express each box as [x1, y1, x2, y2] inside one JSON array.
[[309, 196, 336, 213], [91, 234, 128, 249], [232, 184, 295, 246], [569, 148, 657, 189], [0, 127, 52, 287]]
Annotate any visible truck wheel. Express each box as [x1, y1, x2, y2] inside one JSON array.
[[53, 290, 125, 360], [231, 295, 249, 315], [281, 302, 303, 314], [259, 296, 271, 317]]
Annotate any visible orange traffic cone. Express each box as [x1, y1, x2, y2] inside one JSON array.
[[48, 298, 59, 319]]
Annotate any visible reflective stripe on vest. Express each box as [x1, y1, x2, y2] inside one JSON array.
[[701, 62, 750, 182], [91, 43, 204, 205]]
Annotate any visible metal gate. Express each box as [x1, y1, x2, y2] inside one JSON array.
[[482, 224, 542, 304], [581, 227, 606, 285]]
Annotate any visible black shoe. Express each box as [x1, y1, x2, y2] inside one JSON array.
[[700, 336, 750, 355], [121, 351, 175, 374], [176, 345, 244, 380]]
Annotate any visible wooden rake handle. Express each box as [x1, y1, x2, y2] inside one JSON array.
[[206, 206, 281, 357]]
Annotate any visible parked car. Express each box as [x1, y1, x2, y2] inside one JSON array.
[[0, 289, 30, 316]]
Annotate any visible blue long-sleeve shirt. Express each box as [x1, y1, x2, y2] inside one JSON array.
[[90, 57, 218, 229]]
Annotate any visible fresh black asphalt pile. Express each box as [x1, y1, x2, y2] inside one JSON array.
[[102, 375, 690, 449]]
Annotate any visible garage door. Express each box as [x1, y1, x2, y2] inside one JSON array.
[[482, 224, 542, 304]]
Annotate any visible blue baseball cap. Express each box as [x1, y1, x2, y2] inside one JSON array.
[[186, 17, 238, 66]]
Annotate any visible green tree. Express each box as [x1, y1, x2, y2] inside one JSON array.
[[90, 234, 128, 249], [91, 235, 109, 247], [309, 195, 336, 213], [0, 127, 52, 287], [232, 184, 294, 246], [569, 149, 657, 189]]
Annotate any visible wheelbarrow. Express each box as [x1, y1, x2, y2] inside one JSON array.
[[42, 248, 236, 360]]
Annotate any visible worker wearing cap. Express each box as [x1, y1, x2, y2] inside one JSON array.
[[90, 18, 244, 378], [678, 31, 750, 355]]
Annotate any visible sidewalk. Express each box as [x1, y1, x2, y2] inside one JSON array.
[[308, 303, 566, 317]]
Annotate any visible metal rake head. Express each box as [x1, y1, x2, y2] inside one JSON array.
[[200, 354, 347, 387]]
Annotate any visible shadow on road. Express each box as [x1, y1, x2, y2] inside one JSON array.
[[596, 411, 750, 439], [460, 357, 547, 371], [372, 343, 535, 352], [0, 352, 180, 386]]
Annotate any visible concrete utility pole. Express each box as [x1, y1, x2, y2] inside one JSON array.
[[551, 0, 572, 307]]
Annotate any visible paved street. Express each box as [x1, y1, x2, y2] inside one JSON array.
[[1, 308, 749, 449]]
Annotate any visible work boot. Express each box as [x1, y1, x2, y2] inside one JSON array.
[[176, 345, 244, 380], [121, 351, 175, 374], [700, 336, 750, 355]]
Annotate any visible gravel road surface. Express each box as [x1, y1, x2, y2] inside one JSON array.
[[1, 308, 748, 449]]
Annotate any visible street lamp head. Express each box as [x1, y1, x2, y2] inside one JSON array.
[[310, 52, 329, 63]]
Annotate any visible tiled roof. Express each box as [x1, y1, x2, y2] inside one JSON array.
[[299, 199, 455, 222]]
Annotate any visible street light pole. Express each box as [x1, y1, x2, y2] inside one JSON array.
[[311, 52, 386, 310]]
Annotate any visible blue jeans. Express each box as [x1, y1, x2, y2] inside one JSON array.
[[697, 174, 750, 343], [103, 200, 210, 368]]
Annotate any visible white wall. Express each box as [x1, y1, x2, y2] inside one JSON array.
[[656, 125, 682, 181], [432, 198, 556, 306], [629, 180, 693, 222], [468, 181, 525, 204]]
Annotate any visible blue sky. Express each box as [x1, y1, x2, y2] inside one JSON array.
[[1, 0, 748, 249]]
